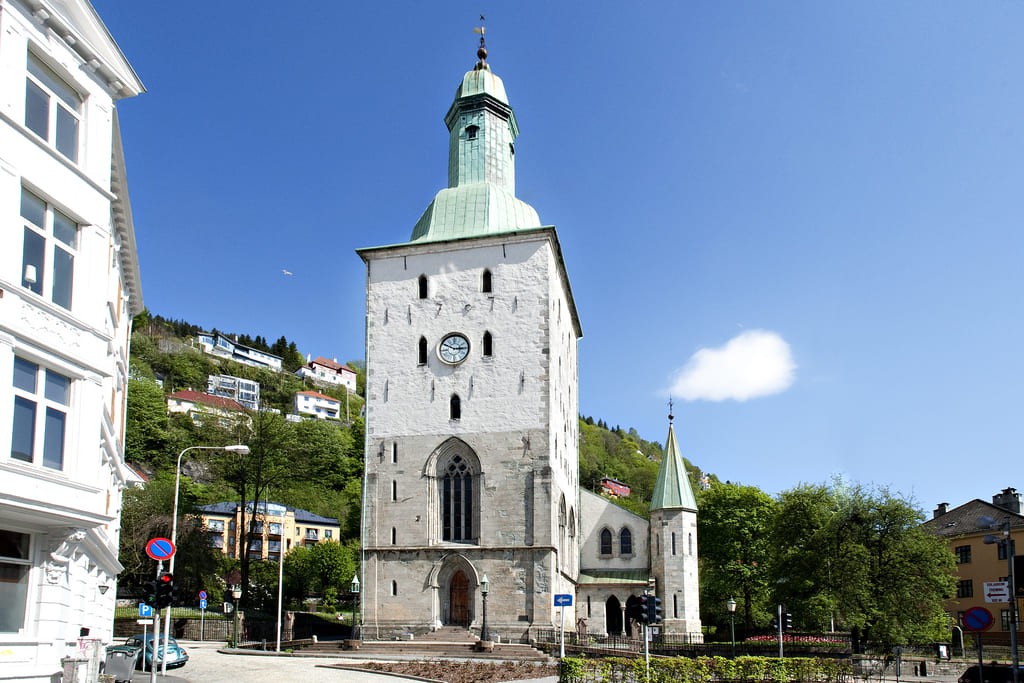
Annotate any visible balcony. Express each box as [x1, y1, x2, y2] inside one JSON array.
[[304, 530, 319, 542]]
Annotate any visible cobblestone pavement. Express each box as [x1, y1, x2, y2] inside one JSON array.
[[146, 641, 559, 683]]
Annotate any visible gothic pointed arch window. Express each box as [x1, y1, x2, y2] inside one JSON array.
[[558, 495, 567, 567], [619, 527, 633, 556], [440, 450, 478, 542], [599, 528, 613, 556], [450, 394, 461, 420]]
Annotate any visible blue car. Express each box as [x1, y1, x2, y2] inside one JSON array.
[[107, 633, 189, 671]]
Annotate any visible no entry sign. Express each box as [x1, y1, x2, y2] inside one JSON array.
[[145, 537, 175, 561]]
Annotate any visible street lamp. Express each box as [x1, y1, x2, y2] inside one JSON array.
[[164, 444, 249, 673], [480, 574, 490, 642], [726, 597, 737, 658], [350, 575, 360, 641], [981, 516, 1019, 683], [231, 584, 242, 648]]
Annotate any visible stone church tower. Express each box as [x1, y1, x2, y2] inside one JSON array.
[[357, 39, 582, 641]]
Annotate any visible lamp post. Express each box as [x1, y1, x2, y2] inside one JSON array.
[[163, 444, 249, 674], [350, 576, 361, 641], [231, 584, 242, 647], [981, 516, 1019, 683], [727, 597, 737, 658], [480, 574, 490, 643]]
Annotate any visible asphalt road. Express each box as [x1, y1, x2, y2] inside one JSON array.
[[142, 640, 559, 683]]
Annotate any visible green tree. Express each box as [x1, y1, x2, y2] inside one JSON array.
[[771, 482, 956, 650], [125, 375, 170, 467], [697, 481, 778, 632]]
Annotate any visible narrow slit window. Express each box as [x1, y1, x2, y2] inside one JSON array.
[[392, 443, 398, 464], [391, 580, 398, 596], [450, 394, 461, 420], [483, 332, 493, 357], [391, 527, 397, 544], [418, 275, 428, 299], [482, 269, 492, 293], [418, 337, 428, 365], [391, 480, 397, 501]]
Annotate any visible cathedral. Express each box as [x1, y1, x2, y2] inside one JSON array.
[[356, 36, 702, 643]]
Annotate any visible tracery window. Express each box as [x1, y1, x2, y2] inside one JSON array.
[[442, 454, 474, 542], [620, 527, 633, 556], [599, 528, 613, 556]]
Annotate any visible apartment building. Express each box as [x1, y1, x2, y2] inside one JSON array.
[[198, 501, 340, 561]]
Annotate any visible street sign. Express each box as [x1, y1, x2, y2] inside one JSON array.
[[961, 606, 994, 632], [198, 590, 208, 600], [200, 599, 208, 610], [136, 619, 154, 625], [984, 581, 1011, 603], [138, 603, 153, 618], [223, 602, 234, 614], [145, 537, 175, 561], [554, 593, 573, 607]]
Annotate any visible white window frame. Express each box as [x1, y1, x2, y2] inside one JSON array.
[[11, 356, 71, 470], [20, 187, 78, 311], [25, 52, 83, 163]]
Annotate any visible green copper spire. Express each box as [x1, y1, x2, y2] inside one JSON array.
[[650, 408, 698, 512], [410, 27, 541, 243]]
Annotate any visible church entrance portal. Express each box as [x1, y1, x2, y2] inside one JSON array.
[[449, 571, 470, 626]]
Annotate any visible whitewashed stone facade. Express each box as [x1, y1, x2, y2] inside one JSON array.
[[0, 1, 144, 679], [357, 45, 700, 643]]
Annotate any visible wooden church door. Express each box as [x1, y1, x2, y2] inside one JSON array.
[[449, 571, 470, 626]]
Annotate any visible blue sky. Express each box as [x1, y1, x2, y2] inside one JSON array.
[[94, 1, 1024, 514]]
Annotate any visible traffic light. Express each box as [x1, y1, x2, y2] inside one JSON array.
[[647, 596, 663, 624], [784, 612, 793, 630], [143, 578, 160, 608], [155, 572, 174, 608], [770, 615, 779, 630], [638, 595, 649, 624]]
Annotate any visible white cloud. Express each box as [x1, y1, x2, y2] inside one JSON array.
[[668, 330, 796, 402]]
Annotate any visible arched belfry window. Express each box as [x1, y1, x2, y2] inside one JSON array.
[[418, 275, 428, 299], [482, 331, 493, 357], [466, 125, 479, 140], [620, 527, 633, 556], [441, 452, 477, 542], [482, 269, 492, 293], [418, 337, 428, 365], [450, 394, 461, 420], [558, 495, 567, 566]]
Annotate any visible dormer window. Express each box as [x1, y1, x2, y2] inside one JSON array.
[[465, 125, 479, 140]]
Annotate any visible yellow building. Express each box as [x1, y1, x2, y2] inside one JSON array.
[[199, 501, 341, 561], [923, 487, 1024, 645]]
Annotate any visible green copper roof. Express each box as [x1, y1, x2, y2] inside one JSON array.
[[409, 58, 540, 243], [650, 422, 698, 512], [410, 182, 541, 242]]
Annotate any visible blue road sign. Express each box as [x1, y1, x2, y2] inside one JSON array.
[[139, 603, 153, 618], [962, 606, 993, 632], [199, 590, 208, 600], [554, 593, 573, 607], [199, 599, 208, 610]]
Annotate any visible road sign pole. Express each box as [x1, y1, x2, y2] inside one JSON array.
[[560, 604, 565, 658], [150, 560, 162, 683]]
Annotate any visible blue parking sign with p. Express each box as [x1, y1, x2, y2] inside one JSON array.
[[139, 603, 153, 618]]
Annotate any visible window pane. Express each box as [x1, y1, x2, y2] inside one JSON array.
[[55, 106, 78, 161], [44, 370, 70, 404], [22, 228, 45, 295], [12, 397, 36, 462], [0, 530, 30, 560], [25, 80, 49, 139], [42, 407, 65, 470], [52, 210, 77, 248], [20, 189, 45, 227], [52, 247, 73, 309], [0, 563, 30, 632], [28, 54, 81, 110], [13, 358, 37, 393]]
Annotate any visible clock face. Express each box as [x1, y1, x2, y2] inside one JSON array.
[[438, 333, 470, 364]]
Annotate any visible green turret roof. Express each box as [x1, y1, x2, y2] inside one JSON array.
[[409, 43, 541, 244], [650, 419, 698, 512]]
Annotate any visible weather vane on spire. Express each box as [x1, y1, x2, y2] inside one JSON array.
[[473, 14, 488, 70]]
